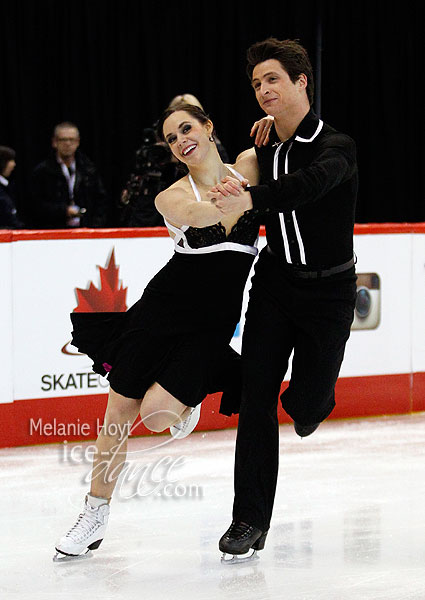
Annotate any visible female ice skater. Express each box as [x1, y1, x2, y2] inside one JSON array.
[[53, 103, 262, 561]]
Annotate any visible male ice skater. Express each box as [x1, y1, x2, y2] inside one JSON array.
[[208, 37, 358, 561]]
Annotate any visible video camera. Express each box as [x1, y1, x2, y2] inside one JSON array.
[[122, 128, 173, 207], [135, 128, 171, 171]]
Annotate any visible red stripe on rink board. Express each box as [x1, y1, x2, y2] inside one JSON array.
[[412, 372, 425, 412], [354, 223, 425, 234], [332, 373, 413, 418], [0, 227, 170, 242], [0, 230, 12, 242], [0, 373, 422, 449], [1, 222, 425, 243]]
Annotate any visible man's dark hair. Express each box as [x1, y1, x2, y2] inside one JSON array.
[[246, 37, 314, 106], [0, 146, 16, 175], [157, 102, 211, 142]]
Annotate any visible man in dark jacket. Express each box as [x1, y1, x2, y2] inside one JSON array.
[[210, 38, 358, 560], [31, 122, 108, 228]]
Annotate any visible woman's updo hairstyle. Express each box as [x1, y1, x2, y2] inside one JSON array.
[[157, 102, 211, 142]]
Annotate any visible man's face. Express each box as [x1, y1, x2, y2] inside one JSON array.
[[52, 127, 80, 160], [251, 59, 307, 117]]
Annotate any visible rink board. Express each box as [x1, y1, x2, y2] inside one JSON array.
[[0, 223, 424, 448]]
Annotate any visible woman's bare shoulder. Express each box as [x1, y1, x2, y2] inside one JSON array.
[[156, 176, 190, 204]]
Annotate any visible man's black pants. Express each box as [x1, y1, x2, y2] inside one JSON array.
[[232, 248, 357, 532]]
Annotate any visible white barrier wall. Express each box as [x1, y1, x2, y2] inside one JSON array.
[[342, 234, 412, 377], [10, 235, 175, 402], [1, 227, 425, 403], [0, 225, 424, 447], [0, 241, 13, 404], [411, 234, 425, 374]]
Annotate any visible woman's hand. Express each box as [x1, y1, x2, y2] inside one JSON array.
[[250, 115, 274, 146], [207, 176, 252, 214], [208, 176, 248, 198]]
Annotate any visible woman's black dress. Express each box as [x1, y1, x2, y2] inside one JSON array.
[[71, 187, 259, 415]]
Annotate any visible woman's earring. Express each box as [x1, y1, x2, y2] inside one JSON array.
[[209, 135, 214, 142]]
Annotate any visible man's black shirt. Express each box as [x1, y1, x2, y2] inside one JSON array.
[[249, 110, 358, 270]]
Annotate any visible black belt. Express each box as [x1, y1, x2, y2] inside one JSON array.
[[266, 246, 355, 279]]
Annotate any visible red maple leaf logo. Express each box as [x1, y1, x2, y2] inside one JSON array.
[[73, 248, 128, 313]]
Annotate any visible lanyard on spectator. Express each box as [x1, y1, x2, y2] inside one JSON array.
[[60, 162, 76, 201]]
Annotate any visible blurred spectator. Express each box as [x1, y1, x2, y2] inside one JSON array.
[[168, 93, 203, 110], [0, 145, 25, 229], [118, 94, 229, 227], [30, 122, 108, 228]]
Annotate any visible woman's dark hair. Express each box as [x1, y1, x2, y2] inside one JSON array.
[[246, 37, 314, 106], [0, 146, 16, 175], [156, 102, 211, 142]]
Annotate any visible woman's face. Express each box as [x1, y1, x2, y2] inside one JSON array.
[[163, 110, 212, 164], [2, 159, 16, 178]]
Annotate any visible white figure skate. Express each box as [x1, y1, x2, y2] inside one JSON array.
[[53, 494, 110, 562], [170, 404, 201, 439]]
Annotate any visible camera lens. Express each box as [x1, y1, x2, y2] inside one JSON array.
[[355, 287, 371, 318]]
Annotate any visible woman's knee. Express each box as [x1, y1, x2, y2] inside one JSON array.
[[141, 411, 173, 433], [140, 403, 179, 432], [102, 410, 133, 436], [140, 387, 185, 432], [102, 392, 140, 434]]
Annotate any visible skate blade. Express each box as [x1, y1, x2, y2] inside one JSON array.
[[220, 549, 259, 565], [53, 549, 93, 563]]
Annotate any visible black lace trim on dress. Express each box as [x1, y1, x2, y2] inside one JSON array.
[[185, 210, 260, 249]]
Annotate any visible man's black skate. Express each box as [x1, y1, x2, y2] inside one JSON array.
[[219, 521, 268, 564], [294, 421, 320, 437]]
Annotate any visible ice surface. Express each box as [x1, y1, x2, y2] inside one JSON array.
[[1, 413, 425, 600]]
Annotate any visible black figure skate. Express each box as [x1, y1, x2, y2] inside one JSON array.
[[219, 521, 268, 564]]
